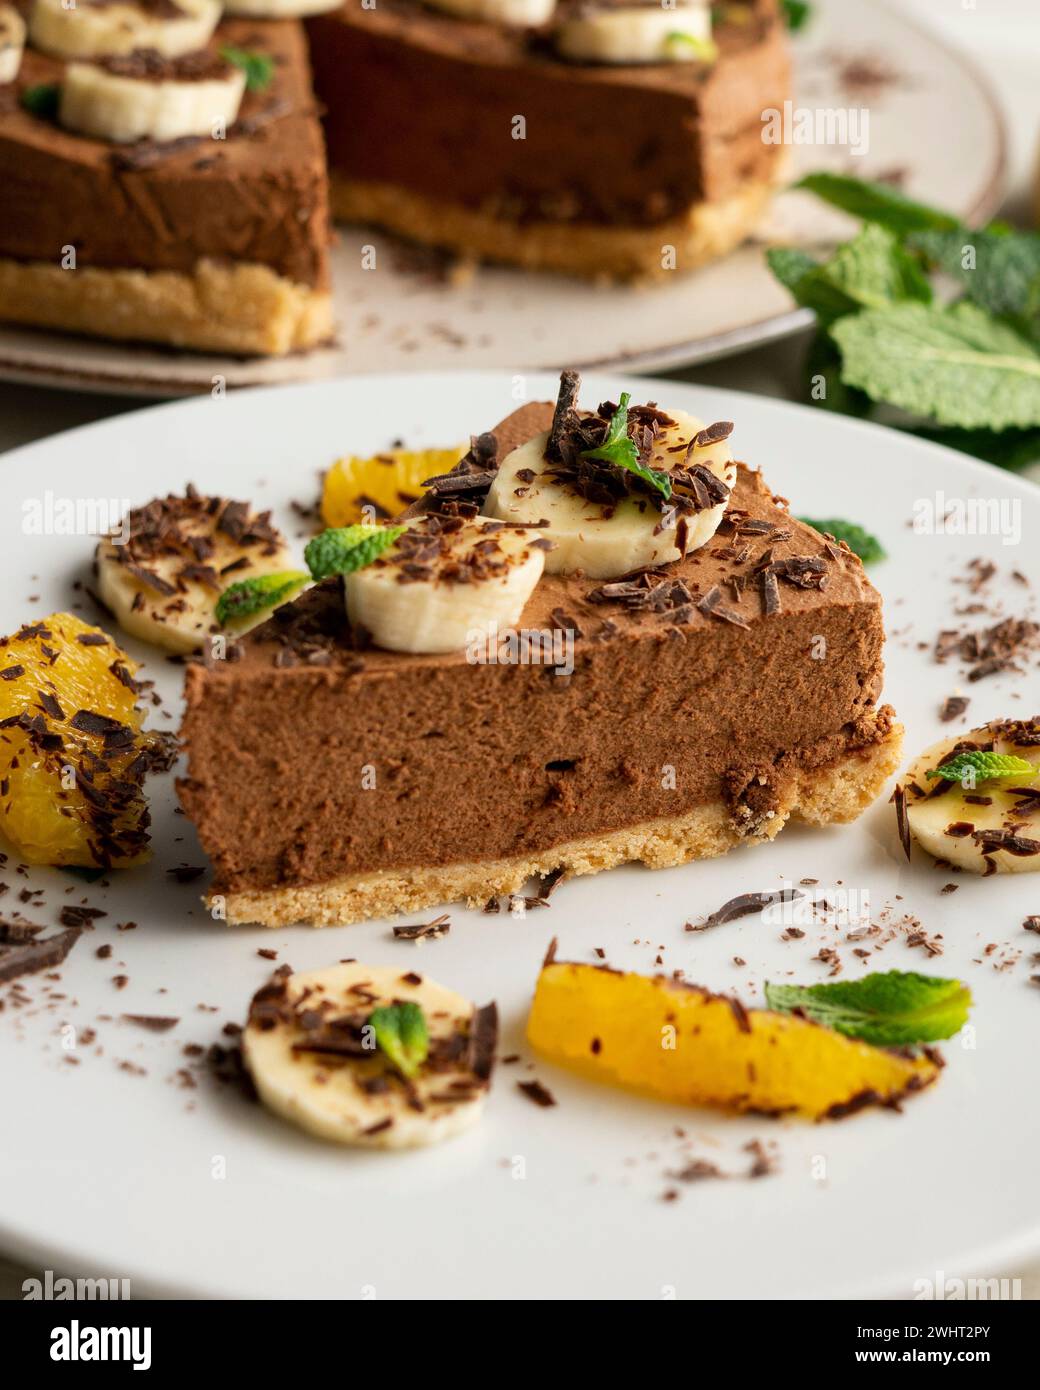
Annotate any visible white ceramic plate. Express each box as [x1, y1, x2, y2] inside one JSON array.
[[0, 372, 1038, 1301], [0, 0, 1005, 397]]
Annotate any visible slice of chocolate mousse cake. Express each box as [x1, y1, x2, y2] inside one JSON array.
[[178, 374, 901, 927]]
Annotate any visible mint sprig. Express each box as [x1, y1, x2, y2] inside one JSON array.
[[304, 523, 405, 581], [831, 302, 1040, 431], [767, 172, 1040, 465], [220, 45, 275, 93], [21, 84, 61, 120], [765, 971, 972, 1046], [368, 1002, 429, 1080], [581, 393, 672, 501], [793, 172, 960, 237], [781, 0, 813, 32], [215, 570, 309, 627], [925, 750, 1035, 784], [796, 517, 885, 563], [767, 224, 930, 327], [665, 32, 718, 62]]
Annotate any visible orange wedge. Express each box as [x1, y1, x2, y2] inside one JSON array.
[[0, 613, 174, 867], [527, 959, 940, 1120], [321, 445, 466, 528]]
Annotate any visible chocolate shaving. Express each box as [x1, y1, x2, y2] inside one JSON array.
[[545, 368, 582, 463], [686, 889, 802, 931], [517, 1079, 557, 1108], [121, 1014, 180, 1033], [697, 586, 749, 629], [0, 926, 81, 984], [392, 914, 450, 941], [893, 783, 911, 861], [467, 1002, 499, 1083], [940, 695, 970, 723]]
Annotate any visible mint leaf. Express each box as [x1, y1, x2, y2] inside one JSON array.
[[781, 0, 812, 31], [926, 750, 1035, 784], [368, 1002, 429, 1079], [823, 223, 932, 310], [911, 227, 1040, 328], [795, 172, 961, 237], [831, 301, 1040, 430], [215, 570, 308, 627], [220, 45, 274, 92], [766, 247, 860, 325], [581, 393, 672, 501], [304, 524, 405, 581], [765, 971, 972, 1046], [665, 32, 718, 62], [797, 517, 885, 563], [21, 84, 61, 120], [768, 226, 930, 327]]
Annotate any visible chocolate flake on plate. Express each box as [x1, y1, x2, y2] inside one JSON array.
[[517, 1079, 557, 1108]]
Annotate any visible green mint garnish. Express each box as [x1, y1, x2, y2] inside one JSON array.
[[215, 570, 309, 627], [581, 392, 672, 502], [21, 84, 61, 120], [765, 971, 972, 1047], [793, 173, 960, 238], [665, 32, 718, 62], [220, 46, 275, 93], [764, 171, 1040, 464], [368, 1002, 429, 1080], [781, 0, 813, 32], [831, 301, 1040, 431], [797, 517, 885, 563], [925, 750, 1035, 784], [767, 224, 931, 328], [304, 523, 405, 582], [910, 226, 1040, 328]]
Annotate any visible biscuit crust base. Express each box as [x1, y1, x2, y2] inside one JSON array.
[[218, 721, 904, 929], [0, 257, 334, 356], [329, 172, 778, 281]]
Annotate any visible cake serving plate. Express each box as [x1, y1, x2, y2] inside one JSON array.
[[0, 0, 1005, 397], [0, 371, 1037, 1300]]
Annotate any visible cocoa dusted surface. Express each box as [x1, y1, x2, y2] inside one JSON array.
[[0, 18, 330, 288], [307, 0, 790, 226], [178, 402, 890, 897]]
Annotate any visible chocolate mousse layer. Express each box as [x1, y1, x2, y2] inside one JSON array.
[[179, 403, 893, 901], [307, 0, 789, 229], [0, 18, 329, 289]]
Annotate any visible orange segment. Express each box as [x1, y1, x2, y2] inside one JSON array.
[[527, 960, 940, 1120], [0, 613, 174, 867], [321, 446, 466, 528]]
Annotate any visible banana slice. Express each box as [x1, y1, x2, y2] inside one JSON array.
[[222, 0, 344, 16], [0, 6, 26, 84], [243, 963, 498, 1150], [29, 0, 220, 61], [344, 514, 548, 654], [555, 2, 714, 65], [96, 490, 294, 654], [420, 0, 557, 24], [60, 53, 245, 144], [900, 718, 1040, 874], [484, 404, 734, 579]]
